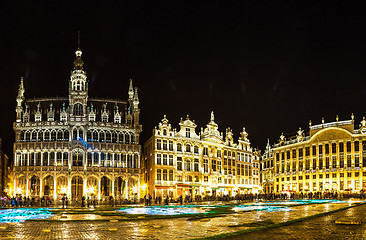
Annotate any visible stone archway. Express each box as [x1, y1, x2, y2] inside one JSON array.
[[114, 177, 125, 198], [128, 177, 138, 199], [29, 175, 40, 196], [43, 175, 54, 196], [56, 176, 68, 199], [101, 176, 111, 197], [87, 176, 98, 197], [17, 176, 27, 196], [71, 176, 83, 201]]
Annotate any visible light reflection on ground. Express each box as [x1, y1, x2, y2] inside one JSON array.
[[233, 205, 293, 212], [118, 206, 206, 215], [0, 208, 52, 222]]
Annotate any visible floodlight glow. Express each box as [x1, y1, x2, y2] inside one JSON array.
[[88, 186, 95, 194], [61, 186, 67, 194], [15, 187, 23, 194]]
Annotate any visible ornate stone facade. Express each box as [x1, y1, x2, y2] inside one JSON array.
[[265, 115, 366, 194], [13, 45, 142, 202], [144, 113, 260, 199]]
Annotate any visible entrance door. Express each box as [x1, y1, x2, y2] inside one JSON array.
[[71, 176, 83, 201]]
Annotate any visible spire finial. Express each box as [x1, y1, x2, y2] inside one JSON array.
[[77, 30, 81, 50], [211, 111, 214, 122]]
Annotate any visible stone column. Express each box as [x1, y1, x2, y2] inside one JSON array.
[[53, 177, 57, 200], [26, 178, 29, 197], [137, 179, 141, 199], [125, 179, 129, 199], [111, 177, 115, 198], [40, 176, 43, 197], [98, 178, 101, 200], [83, 177, 87, 197], [67, 177, 72, 199]]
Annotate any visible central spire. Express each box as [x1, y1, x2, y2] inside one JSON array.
[[73, 31, 84, 70]]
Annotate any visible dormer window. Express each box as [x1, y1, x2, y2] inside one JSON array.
[[102, 115, 108, 122], [35, 113, 42, 122], [163, 129, 167, 136], [186, 128, 190, 138], [23, 112, 29, 123]]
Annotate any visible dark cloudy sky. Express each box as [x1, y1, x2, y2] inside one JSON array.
[[1, 1, 366, 160]]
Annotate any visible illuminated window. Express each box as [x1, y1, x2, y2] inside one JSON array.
[[186, 144, 191, 152], [163, 154, 167, 165], [156, 139, 161, 150], [332, 143, 336, 154], [169, 141, 173, 150], [156, 154, 161, 165], [163, 140, 167, 150], [73, 103, 83, 116], [203, 147, 208, 156], [347, 142, 351, 152], [355, 141, 359, 152], [177, 157, 182, 170], [157, 169, 161, 180], [169, 155, 173, 165], [163, 169, 167, 181], [169, 170, 173, 181]]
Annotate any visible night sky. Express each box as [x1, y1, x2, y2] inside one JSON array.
[[1, 1, 366, 161]]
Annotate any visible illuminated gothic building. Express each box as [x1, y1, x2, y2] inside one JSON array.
[[261, 139, 274, 193], [143, 113, 260, 199], [13, 45, 142, 201], [263, 115, 366, 194]]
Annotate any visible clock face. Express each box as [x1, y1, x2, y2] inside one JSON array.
[[362, 128, 366, 134]]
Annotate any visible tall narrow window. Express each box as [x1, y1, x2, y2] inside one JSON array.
[[73, 103, 83, 116]]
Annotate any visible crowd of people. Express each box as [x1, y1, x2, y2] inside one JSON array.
[[1, 191, 366, 208]]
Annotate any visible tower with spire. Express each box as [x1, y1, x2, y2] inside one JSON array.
[[12, 35, 143, 202], [69, 33, 88, 120], [16, 77, 25, 122]]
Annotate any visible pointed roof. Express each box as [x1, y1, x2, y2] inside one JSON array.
[[73, 32, 84, 71], [128, 79, 134, 100]]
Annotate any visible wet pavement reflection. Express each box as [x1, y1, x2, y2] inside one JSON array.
[[0, 199, 363, 239]]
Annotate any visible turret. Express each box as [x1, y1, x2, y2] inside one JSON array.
[[133, 87, 140, 128], [16, 77, 25, 122], [128, 79, 134, 102], [69, 33, 88, 119]]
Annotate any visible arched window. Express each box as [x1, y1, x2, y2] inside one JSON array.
[[64, 130, 69, 141], [93, 152, 99, 166], [73, 129, 78, 140], [106, 132, 111, 143], [44, 131, 50, 141], [25, 131, 30, 141], [177, 143, 182, 151], [186, 144, 191, 152], [73, 103, 83, 116], [19, 131, 24, 142], [87, 131, 92, 142], [72, 150, 83, 166], [51, 131, 56, 141], [112, 132, 117, 143], [93, 131, 98, 142], [194, 146, 199, 154]]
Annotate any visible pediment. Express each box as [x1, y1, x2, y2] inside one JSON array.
[[310, 128, 353, 143]]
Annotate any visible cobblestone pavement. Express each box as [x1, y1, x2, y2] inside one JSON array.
[[229, 203, 366, 240], [0, 201, 363, 239]]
